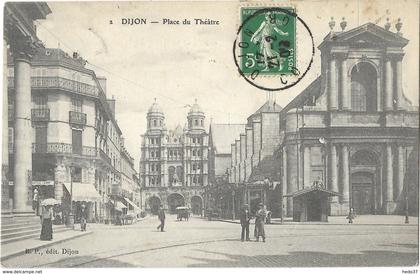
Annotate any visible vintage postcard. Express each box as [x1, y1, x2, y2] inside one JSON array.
[[1, 0, 419, 271]]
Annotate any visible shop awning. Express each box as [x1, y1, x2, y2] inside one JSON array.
[[111, 200, 127, 212], [123, 197, 141, 213], [63, 183, 101, 202]]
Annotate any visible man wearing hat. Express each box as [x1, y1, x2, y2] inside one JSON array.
[[80, 204, 88, 232], [254, 203, 267, 242], [239, 204, 252, 242]]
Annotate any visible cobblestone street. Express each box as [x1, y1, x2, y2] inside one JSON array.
[[2, 216, 418, 267]]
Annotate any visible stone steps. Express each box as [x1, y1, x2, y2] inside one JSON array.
[[1, 216, 70, 244]]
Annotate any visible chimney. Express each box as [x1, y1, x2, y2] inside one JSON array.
[[97, 76, 107, 94], [107, 96, 116, 117]]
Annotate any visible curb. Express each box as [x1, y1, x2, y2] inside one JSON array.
[[214, 219, 418, 226], [1, 231, 93, 261]]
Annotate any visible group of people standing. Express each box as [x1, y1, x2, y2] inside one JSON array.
[[240, 203, 267, 242]]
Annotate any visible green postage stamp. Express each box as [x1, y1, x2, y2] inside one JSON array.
[[239, 7, 296, 76]]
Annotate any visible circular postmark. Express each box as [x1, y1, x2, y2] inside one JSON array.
[[233, 7, 315, 91]]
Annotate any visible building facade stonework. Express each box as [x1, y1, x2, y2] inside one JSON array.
[[226, 20, 419, 218], [139, 100, 208, 214]]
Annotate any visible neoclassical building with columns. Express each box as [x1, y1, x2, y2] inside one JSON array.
[[139, 100, 208, 215], [280, 19, 418, 216]]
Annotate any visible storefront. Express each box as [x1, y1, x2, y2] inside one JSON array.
[[63, 183, 101, 223]]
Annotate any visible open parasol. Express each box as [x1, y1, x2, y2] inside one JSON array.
[[41, 198, 60, 206]]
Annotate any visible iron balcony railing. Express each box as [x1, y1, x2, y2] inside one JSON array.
[[69, 111, 87, 125], [8, 77, 99, 97], [31, 108, 50, 122], [99, 148, 112, 165], [32, 143, 96, 156]]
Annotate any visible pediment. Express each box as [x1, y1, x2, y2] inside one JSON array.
[[321, 23, 409, 49]]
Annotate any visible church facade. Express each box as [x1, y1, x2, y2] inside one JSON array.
[[282, 20, 419, 216], [139, 100, 208, 215]]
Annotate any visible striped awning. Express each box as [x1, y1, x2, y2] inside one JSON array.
[[63, 183, 101, 202], [123, 197, 141, 213]]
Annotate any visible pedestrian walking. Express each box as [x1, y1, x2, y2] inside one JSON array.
[[254, 203, 267, 242], [80, 204, 88, 231], [40, 205, 53, 241], [157, 205, 165, 232], [239, 204, 252, 242], [346, 207, 356, 224]]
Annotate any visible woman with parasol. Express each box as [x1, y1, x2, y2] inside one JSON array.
[[40, 198, 59, 241]]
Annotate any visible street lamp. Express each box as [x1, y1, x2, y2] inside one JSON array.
[[67, 166, 75, 229], [405, 146, 409, 224]]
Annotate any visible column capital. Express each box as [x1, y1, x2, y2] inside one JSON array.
[[331, 52, 348, 60], [9, 35, 40, 62], [384, 53, 404, 62]]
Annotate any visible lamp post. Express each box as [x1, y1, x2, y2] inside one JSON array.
[[67, 166, 75, 229], [405, 146, 409, 224]]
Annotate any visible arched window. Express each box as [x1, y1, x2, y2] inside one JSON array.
[[192, 149, 196, 156], [151, 151, 155, 158], [168, 166, 175, 183], [153, 120, 157, 126], [351, 63, 377, 112], [197, 150, 201, 156], [200, 119, 203, 126], [194, 119, 198, 126]]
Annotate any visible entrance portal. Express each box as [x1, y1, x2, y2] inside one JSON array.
[[148, 196, 161, 215], [191, 196, 203, 215], [167, 193, 185, 214], [351, 172, 374, 215]]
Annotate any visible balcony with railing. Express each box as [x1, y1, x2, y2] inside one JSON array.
[[69, 111, 87, 126], [8, 77, 99, 98], [99, 148, 112, 165], [31, 108, 50, 122]]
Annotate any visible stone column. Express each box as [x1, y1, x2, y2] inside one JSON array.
[[12, 41, 34, 214], [341, 145, 349, 206], [303, 146, 311, 188], [330, 144, 338, 203], [395, 56, 404, 110], [54, 164, 66, 201], [286, 145, 296, 217], [384, 57, 393, 111], [329, 55, 338, 110], [341, 57, 350, 110], [385, 144, 395, 214], [2, 37, 10, 214]]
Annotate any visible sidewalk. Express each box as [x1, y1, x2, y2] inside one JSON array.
[[1, 229, 93, 261], [216, 215, 419, 226]]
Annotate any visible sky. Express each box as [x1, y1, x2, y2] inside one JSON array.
[[35, 0, 419, 169]]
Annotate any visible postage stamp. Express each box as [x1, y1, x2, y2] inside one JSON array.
[[239, 7, 296, 76], [233, 5, 315, 91]]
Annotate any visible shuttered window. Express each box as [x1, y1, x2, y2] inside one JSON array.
[[72, 129, 82, 155]]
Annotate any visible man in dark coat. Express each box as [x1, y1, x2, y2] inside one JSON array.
[[157, 205, 165, 232], [239, 204, 252, 242]]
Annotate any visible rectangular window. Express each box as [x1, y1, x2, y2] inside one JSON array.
[[32, 94, 48, 109], [72, 129, 83, 155], [71, 97, 83, 112], [35, 126, 47, 151]]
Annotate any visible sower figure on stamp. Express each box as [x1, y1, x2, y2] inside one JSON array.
[[157, 205, 166, 232], [240, 204, 252, 242], [250, 12, 289, 71], [254, 203, 267, 242]]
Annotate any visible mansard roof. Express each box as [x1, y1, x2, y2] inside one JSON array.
[[319, 22, 409, 50]]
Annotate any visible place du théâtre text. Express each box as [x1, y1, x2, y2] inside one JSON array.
[[112, 18, 220, 25]]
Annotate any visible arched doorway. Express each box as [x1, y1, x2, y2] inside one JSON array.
[[167, 193, 185, 214], [350, 62, 377, 112], [191, 196, 203, 216], [148, 196, 161, 215], [350, 150, 379, 215]]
